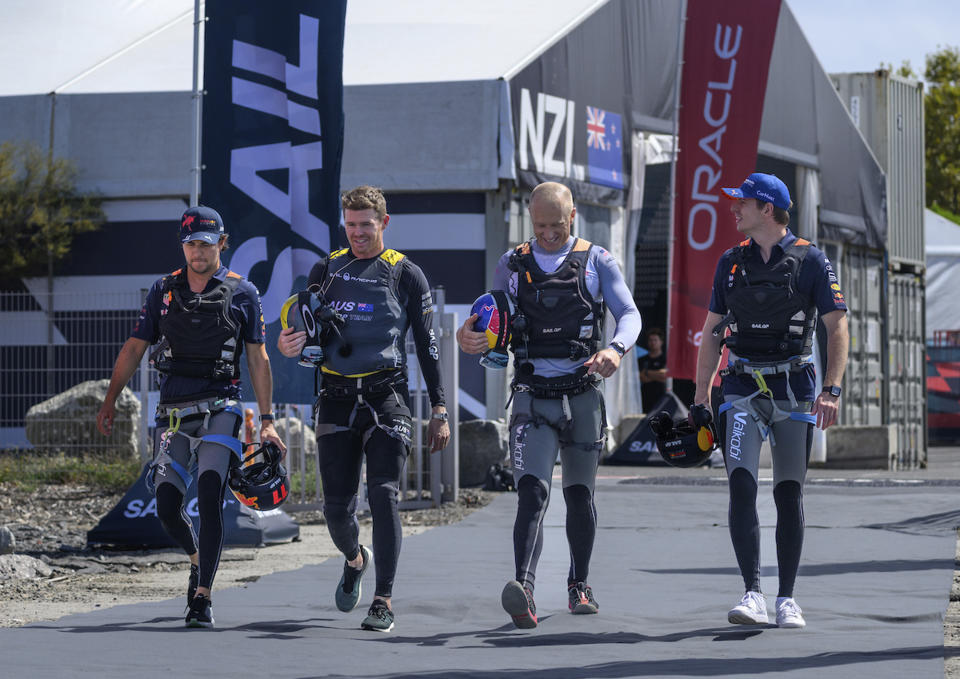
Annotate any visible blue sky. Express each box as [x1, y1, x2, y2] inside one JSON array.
[[788, 0, 960, 82]]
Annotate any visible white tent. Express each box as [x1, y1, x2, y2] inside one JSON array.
[[926, 208, 960, 339]]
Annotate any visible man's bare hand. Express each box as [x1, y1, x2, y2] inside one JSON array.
[[277, 326, 306, 358], [456, 313, 487, 355]]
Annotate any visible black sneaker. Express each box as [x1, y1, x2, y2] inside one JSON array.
[[567, 582, 599, 614], [335, 544, 372, 612], [186, 564, 200, 608], [185, 593, 214, 628], [360, 598, 395, 632], [501, 580, 537, 629]]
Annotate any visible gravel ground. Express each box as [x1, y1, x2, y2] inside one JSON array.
[[2, 482, 959, 676], [0, 483, 495, 628]]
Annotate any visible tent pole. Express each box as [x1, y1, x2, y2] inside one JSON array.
[[665, 0, 687, 393], [190, 0, 202, 206]]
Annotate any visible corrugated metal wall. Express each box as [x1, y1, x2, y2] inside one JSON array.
[[831, 71, 925, 267], [830, 70, 927, 467], [888, 273, 926, 467], [840, 247, 885, 427]]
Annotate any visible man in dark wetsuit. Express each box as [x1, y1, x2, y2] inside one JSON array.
[[457, 182, 641, 629], [277, 185, 449, 632], [694, 173, 849, 629], [97, 206, 285, 628]]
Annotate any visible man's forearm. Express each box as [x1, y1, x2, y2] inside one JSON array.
[[694, 333, 723, 401], [105, 339, 148, 404], [247, 350, 275, 415], [823, 316, 849, 387]]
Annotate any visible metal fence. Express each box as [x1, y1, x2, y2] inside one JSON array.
[[0, 288, 460, 509]]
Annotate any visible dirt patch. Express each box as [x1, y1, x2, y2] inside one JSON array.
[[0, 483, 495, 627]]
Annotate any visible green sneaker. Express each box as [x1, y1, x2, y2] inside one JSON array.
[[360, 598, 395, 632], [335, 544, 371, 612]]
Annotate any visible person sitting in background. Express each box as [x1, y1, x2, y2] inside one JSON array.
[[637, 328, 667, 413]]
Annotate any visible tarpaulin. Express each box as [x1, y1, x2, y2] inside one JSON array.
[[667, 0, 781, 379], [202, 0, 346, 402]]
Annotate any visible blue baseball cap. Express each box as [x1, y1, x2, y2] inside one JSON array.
[[721, 173, 791, 210], [180, 206, 225, 244]]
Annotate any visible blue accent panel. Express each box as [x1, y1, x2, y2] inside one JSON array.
[[167, 459, 194, 488], [203, 433, 243, 459], [789, 412, 817, 424], [718, 402, 734, 414]]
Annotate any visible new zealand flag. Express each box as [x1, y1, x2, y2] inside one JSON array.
[[585, 106, 624, 189]]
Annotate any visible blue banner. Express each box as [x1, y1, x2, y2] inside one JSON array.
[[202, 0, 346, 402]]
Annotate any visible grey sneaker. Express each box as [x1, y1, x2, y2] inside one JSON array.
[[775, 597, 806, 628], [501, 580, 538, 629], [360, 598, 395, 632], [335, 545, 371, 613], [567, 582, 599, 614], [727, 590, 768, 625]]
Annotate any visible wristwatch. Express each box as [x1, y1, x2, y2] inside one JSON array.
[[259, 413, 276, 423], [609, 341, 626, 357], [431, 412, 449, 422], [822, 385, 842, 397]]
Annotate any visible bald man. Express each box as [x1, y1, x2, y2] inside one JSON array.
[[457, 182, 641, 629]]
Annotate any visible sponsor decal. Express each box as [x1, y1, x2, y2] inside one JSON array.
[[124, 497, 230, 519], [750, 323, 770, 329], [629, 440, 656, 453], [830, 283, 840, 291], [338, 272, 377, 284], [357, 303, 373, 312], [512, 424, 528, 471], [728, 410, 748, 460]]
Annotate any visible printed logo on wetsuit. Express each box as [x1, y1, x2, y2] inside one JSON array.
[[728, 411, 748, 460]]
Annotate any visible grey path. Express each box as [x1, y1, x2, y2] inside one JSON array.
[[2, 465, 959, 678]]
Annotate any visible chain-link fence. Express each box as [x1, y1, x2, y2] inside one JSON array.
[[1, 288, 459, 509]]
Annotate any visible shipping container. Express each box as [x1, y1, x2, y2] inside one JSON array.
[[831, 71, 925, 268], [888, 273, 927, 466]]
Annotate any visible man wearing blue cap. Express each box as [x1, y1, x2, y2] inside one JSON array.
[[693, 173, 849, 629], [97, 206, 285, 628]]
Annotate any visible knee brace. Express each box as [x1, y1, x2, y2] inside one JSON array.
[[517, 474, 549, 513], [323, 494, 358, 524]]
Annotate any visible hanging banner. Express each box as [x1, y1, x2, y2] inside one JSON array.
[[202, 0, 346, 401], [667, 0, 781, 379]]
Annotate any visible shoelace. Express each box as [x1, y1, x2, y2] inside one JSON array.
[[741, 592, 763, 610], [779, 600, 801, 617], [369, 602, 392, 621]]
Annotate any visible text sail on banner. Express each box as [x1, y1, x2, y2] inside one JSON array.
[[202, 0, 346, 401], [667, 0, 781, 379]]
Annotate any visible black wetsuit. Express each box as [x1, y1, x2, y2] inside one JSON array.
[[307, 248, 443, 599]]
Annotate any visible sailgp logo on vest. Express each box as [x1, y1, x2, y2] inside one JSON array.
[[728, 410, 748, 460], [750, 323, 770, 329]]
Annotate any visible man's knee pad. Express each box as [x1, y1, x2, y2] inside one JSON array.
[[196, 470, 225, 515], [729, 467, 758, 504], [773, 480, 802, 507], [367, 479, 400, 508], [155, 483, 186, 527], [562, 484, 593, 511], [322, 495, 359, 523], [517, 474, 548, 513]]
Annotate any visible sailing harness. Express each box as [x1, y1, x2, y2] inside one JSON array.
[[154, 269, 243, 380], [507, 239, 604, 363], [145, 397, 245, 493], [712, 238, 820, 444]]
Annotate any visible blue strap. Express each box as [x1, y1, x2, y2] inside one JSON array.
[[167, 458, 195, 489], [202, 433, 244, 460], [224, 403, 244, 418], [718, 402, 734, 414], [789, 412, 817, 425]]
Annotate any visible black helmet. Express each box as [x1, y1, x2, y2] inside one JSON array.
[[650, 404, 719, 468], [228, 441, 290, 510]]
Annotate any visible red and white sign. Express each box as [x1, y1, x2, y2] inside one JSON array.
[[667, 0, 781, 379]]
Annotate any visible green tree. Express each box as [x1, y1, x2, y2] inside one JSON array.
[[925, 46, 960, 214], [0, 141, 104, 280]]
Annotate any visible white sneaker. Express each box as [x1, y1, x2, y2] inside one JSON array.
[[776, 597, 806, 628], [727, 591, 768, 624]]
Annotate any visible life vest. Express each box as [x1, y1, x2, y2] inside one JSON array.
[[155, 269, 243, 380], [317, 248, 407, 377], [721, 238, 818, 362], [507, 238, 604, 362]]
